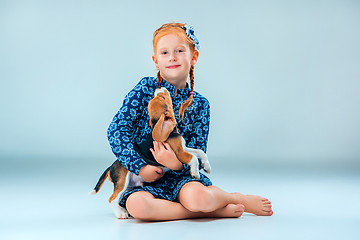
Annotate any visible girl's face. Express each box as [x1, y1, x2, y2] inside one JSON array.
[[152, 33, 199, 88]]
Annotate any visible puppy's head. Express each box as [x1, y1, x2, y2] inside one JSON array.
[[148, 87, 175, 129], [148, 87, 177, 142]]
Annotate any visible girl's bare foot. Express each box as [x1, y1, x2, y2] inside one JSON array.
[[232, 193, 273, 216], [209, 204, 245, 218]]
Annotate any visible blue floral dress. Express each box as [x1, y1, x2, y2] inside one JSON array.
[[107, 77, 212, 208]]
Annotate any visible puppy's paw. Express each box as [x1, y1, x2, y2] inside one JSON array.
[[190, 170, 200, 179], [203, 161, 211, 174], [114, 207, 129, 219], [111, 203, 129, 219]]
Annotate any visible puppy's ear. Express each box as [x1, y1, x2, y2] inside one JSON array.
[[152, 114, 176, 142], [149, 118, 157, 129]]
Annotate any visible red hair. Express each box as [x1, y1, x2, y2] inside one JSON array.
[[153, 23, 197, 121]]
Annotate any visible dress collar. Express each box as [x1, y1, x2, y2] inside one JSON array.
[[155, 77, 191, 99]]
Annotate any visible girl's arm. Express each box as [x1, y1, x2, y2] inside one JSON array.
[[107, 78, 151, 175], [187, 98, 211, 152]]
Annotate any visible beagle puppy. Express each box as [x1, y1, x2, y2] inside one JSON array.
[[90, 87, 211, 219], [148, 87, 211, 179]]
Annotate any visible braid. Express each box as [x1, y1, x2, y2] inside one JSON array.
[[178, 65, 195, 121], [157, 71, 163, 86], [189, 64, 195, 92]]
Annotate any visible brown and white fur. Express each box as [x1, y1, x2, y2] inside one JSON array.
[[90, 87, 211, 219]]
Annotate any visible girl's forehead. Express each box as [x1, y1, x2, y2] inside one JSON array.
[[156, 33, 189, 49]]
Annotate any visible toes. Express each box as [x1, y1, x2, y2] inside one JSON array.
[[263, 204, 272, 210], [263, 203, 273, 213], [235, 205, 245, 217], [238, 204, 245, 211], [262, 210, 273, 216]]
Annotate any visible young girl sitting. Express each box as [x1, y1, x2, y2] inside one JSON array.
[[107, 23, 273, 221]]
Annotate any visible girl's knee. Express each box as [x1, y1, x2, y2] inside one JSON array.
[[179, 183, 214, 212], [126, 192, 154, 220]]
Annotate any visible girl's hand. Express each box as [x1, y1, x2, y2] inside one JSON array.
[[138, 165, 164, 182], [150, 141, 184, 171]]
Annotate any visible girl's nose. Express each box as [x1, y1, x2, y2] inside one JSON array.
[[169, 53, 176, 61]]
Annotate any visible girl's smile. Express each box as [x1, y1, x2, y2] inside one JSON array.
[[166, 64, 181, 69]]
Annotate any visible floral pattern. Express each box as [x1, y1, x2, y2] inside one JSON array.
[[107, 77, 212, 206], [107, 76, 211, 174]]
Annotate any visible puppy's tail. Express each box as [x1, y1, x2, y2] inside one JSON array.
[[88, 166, 111, 195]]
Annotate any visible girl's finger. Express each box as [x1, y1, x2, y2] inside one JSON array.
[[157, 141, 166, 152], [163, 142, 172, 151], [153, 141, 160, 152], [150, 148, 156, 157], [155, 167, 163, 175], [159, 142, 167, 150]]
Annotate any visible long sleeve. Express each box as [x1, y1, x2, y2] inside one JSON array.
[[107, 79, 151, 175], [186, 97, 211, 153]]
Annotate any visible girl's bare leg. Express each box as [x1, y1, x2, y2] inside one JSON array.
[[178, 182, 273, 216], [126, 191, 244, 221]]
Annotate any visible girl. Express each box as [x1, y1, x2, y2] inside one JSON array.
[[107, 23, 273, 221]]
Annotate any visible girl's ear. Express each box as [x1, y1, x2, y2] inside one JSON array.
[[152, 55, 159, 69], [191, 50, 199, 65]]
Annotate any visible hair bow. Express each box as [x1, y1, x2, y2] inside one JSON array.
[[182, 25, 200, 50]]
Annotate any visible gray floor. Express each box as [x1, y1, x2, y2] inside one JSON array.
[[1, 157, 359, 240]]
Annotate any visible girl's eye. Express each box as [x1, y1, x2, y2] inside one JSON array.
[[162, 51, 168, 55]]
